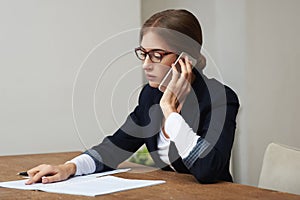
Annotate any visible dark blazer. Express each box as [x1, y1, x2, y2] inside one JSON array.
[[86, 69, 239, 184]]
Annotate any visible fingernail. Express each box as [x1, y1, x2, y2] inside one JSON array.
[[42, 177, 48, 183]]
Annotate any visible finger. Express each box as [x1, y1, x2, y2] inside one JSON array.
[[42, 174, 61, 184], [177, 56, 193, 101], [26, 164, 55, 184], [167, 66, 186, 102], [176, 68, 189, 94], [26, 171, 45, 184], [178, 57, 192, 85], [172, 60, 180, 73], [27, 166, 41, 177], [176, 75, 192, 101], [184, 56, 193, 82], [168, 64, 180, 90], [179, 59, 188, 85], [163, 63, 185, 106], [185, 56, 193, 71], [179, 59, 188, 79], [26, 165, 44, 184]]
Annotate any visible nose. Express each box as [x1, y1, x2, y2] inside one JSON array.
[[142, 55, 153, 71]]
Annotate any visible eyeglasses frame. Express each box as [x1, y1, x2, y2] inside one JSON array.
[[134, 46, 177, 63]]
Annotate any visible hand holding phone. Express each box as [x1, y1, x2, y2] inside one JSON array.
[[158, 52, 197, 92]]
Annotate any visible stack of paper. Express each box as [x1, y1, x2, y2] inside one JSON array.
[[0, 168, 165, 196]]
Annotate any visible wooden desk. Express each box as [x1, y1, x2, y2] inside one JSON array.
[[0, 152, 299, 200]]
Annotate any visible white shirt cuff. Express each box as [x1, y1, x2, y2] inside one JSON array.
[[66, 154, 96, 176], [165, 112, 200, 158]]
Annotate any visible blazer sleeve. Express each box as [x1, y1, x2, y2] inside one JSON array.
[[170, 84, 239, 183], [191, 86, 239, 183]]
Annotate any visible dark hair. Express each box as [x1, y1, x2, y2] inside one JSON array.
[[140, 9, 206, 69]]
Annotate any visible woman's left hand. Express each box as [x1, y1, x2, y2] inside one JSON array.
[[160, 56, 193, 119]]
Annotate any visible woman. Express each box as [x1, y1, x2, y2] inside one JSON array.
[[26, 9, 239, 184]]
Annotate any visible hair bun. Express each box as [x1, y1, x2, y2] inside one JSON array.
[[197, 53, 206, 70]]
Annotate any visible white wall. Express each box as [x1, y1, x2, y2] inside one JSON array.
[[142, 0, 300, 186], [0, 0, 142, 155], [245, 0, 300, 186]]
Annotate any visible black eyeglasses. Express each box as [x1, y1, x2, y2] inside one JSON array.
[[134, 47, 176, 63]]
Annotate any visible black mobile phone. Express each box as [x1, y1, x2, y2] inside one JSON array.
[[158, 52, 197, 91]]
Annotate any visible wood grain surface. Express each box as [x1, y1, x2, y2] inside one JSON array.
[[0, 152, 299, 200]]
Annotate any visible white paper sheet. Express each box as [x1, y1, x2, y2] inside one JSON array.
[[0, 168, 165, 196]]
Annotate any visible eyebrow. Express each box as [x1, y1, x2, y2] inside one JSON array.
[[139, 46, 169, 52]]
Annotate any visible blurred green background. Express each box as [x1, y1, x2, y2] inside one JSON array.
[[128, 145, 154, 166]]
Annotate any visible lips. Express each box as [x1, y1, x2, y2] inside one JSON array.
[[145, 74, 156, 80]]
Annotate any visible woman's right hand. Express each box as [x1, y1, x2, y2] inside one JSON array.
[[25, 163, 76, 184], [160, 57, 193, 119]]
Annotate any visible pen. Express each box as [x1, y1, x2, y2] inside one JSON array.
[[17, 171, 28, 176]]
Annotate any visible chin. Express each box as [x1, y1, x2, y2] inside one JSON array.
[[148, 81, 159, 88]]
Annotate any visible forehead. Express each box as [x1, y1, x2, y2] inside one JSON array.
[[140, 31, 170, 50]]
